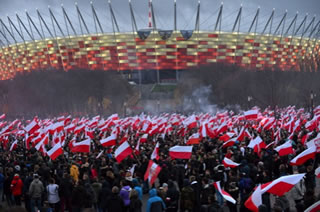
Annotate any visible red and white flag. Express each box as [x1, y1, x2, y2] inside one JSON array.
[[114, 141, 133, 163], [213, 181, 236, 204], [315, 166, 320, 178], [304, 200, 320, 212], [24, 120, 40, 135], [290, 146, 316, 166], [219, 132, 235, 142], [150, 142, 159, 160], [275, 140, 293, 156], [222, 138, 237, 149], [71, 138, 91, 153], [222, 157, 240, 168], [0, 114, 5, 119], [9, 140, 18, 151], [245, 185, 263, 211], [144, 160, 162, 186], [244, 109, 258, 120], [260, 173, 305, 196], [139, 134, 148, 143], [100, 134, 117, 147], [47, 142, 63, 160], [248, 136, 266, 153], [186, 133, 201, 145], [169, 146, 193, 159]]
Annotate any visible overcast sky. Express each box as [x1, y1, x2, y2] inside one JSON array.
[[0, 0, 319, 43]]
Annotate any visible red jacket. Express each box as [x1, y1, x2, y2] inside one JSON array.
[[11, 176, 23, 196]]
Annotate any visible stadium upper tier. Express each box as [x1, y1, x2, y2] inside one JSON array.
[[0, 1, 319, 80]]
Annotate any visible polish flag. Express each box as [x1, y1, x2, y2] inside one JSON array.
[[244, 109, 258, 120], [47, 142, 63, 160], [219, 132, 235, 142], [290, 146, 316, 166], [9, 140, 18, 151], [74, 124, 85, 135], [260, 173, 305, 196], [237, 127, 250, 141], [169, 146, 193, 159], [186, 133, 201, 145], [222, 157, 240, 168], [100, 134, 117, 147], [245, 185, 263, 211], [315, 167, 320, 178], [134, 139, 140, 155], [185, 115, 198, 129], [139, 134, 148, 143], [305, 200, 320, 212], [144, 160, 162, 186], [48, 121, 64, 135], [217, 122, 228, 135], [301, 132, 313, 145], [24, 120, 40, 135], [275, 140, 294, 156], [114, 141, 133, 163], [150, 142, 159, 160], [71, 138, 91, 153], [213, 181, 236, 204], [248, 136, 266, 153], [0, 114, 5, 119], [222, 138, 237, 149]]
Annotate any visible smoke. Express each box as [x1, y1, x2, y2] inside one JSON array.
[[182, 85, 219, 114]]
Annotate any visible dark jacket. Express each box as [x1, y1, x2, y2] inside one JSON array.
[[99, 182, 111, 209], [129, 196, 142, 212], [106, 193, 125, 212], [180, 185, 195, 211], [146, 188, 166, 212]]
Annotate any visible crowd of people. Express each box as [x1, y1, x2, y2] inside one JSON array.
[[0, 107, 319, 212]]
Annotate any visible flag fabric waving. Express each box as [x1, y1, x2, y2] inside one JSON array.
[[71, 138, 91, 153], [169, 146, 193, 159], [47, 142, 63, 160], [222, 157, 240, 168], [274, 140, 294, 156], [144, 160, 161, 186], [304, 200, 320, 212], [100, 134, 117, 147], [290, 146, 316, 166], [213, 181, 236, 204], [114, 141, 133, 163], [245, 185, 263, 211]]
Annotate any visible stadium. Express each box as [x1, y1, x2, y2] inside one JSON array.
[[0, 0, 319, 82]]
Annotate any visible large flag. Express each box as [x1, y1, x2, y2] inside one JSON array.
[[47, 142, 63, 160], [222, 138, 237, 149], [260, 173, 305, 196], [144, 160, 161, 186], [274, 140, 294, 156], [186, 133, 201, 145], [244, 109, 258, 120], [213, 181, 236, 204], [169, 146, 193, 159], [222, 157, 240, 168], [139, 134, 148, 143], [24, 120, 40, 135], [100, 134, 117, 147], [150, 142, 159, 160], [304, 200, 320, 212], [71, 138, 91, 153], [114, 141, 133, 163], [245, 185, 263, 211], [248, 136, 266, 154], [290, 146, 316, 166]]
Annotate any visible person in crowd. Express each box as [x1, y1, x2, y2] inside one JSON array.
[[59, 173, 73, 212], [132, 179, 143, 200], [146, 188, 166, 212], [10, 174, 23, 206], [106, 186, 125, 212], [165, 180, 179, 212], [129, 189, 142, 212], [180, 179, 195, 212], [91, 178, 102, 212], [46, 178, 60, 212], [120, 180, 132, 211], [29, 174, 44, 212]]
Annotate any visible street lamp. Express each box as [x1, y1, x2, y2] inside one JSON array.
[[123, 102, 127, 117], [157, 100, 160, 113], [310, 91, 315, 118]]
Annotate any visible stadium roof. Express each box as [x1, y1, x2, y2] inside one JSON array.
[[0, 0, 319, 46]]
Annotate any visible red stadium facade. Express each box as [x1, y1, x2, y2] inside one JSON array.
[[0, 1, 319, 80]]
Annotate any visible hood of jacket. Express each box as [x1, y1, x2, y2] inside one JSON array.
[[149, 188, 157, 197]]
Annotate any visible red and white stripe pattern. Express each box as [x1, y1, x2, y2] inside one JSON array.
[[213, 181, 236, 204], [114, 141, 132, 163], [150, 142, 159, 160], [260, 173, 305, 196], [290, 146, 316, 166], [305, 200, 320, 212], [244, 109, 258, 120], [100, 134, 117, 147], [315, 166, 320, 178], [274, 140, 293, 156], [47, 142, 63, 160], [144, 160, 161, 186], [245, 184, 263, 211], [71, 138, 91, 153], [169, 145, 193, 159], [222, 157, 240, 168]]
